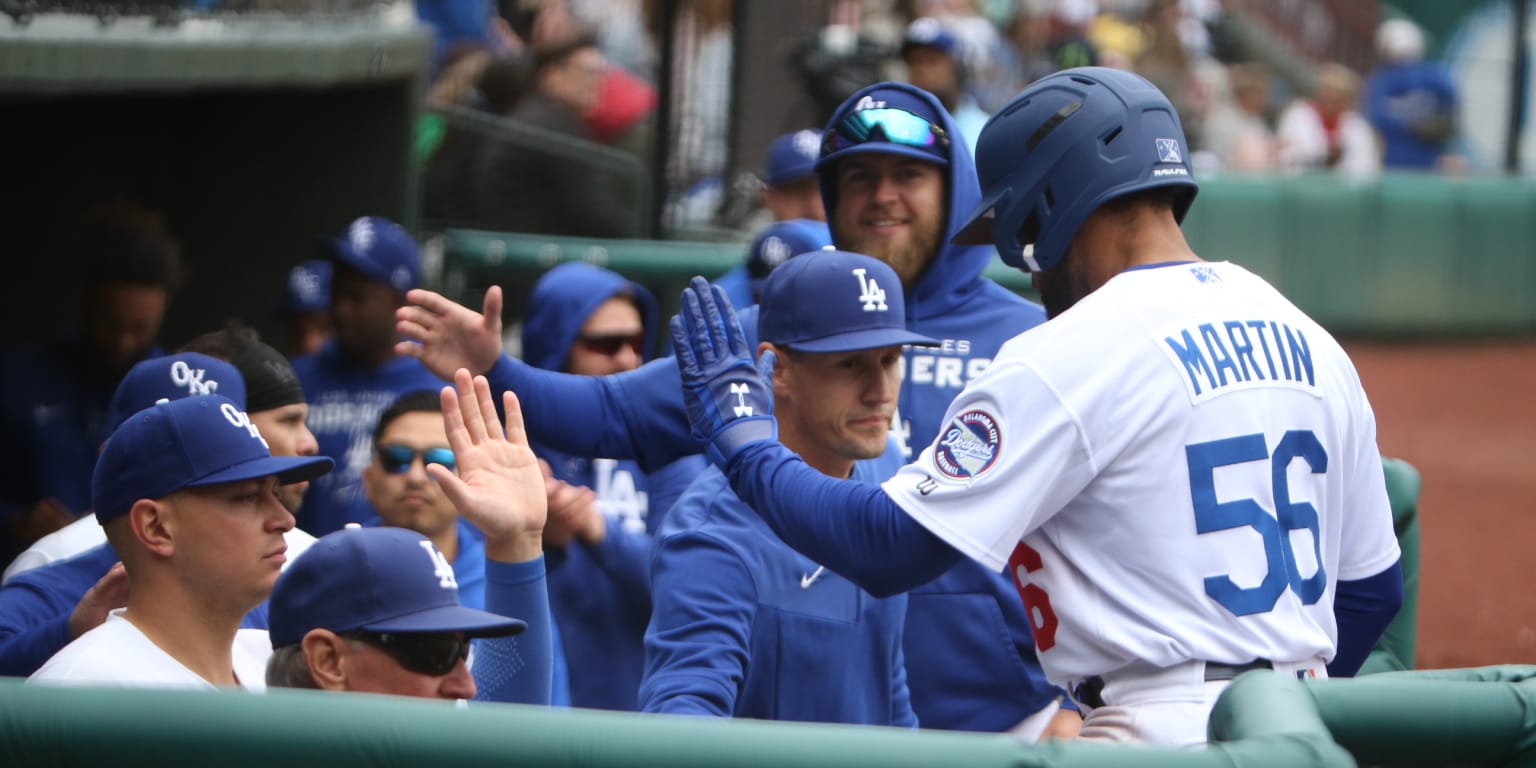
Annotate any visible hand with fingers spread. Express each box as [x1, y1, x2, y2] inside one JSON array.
[[430, 369, 546, 563], [668, 277, 776, 467], [396, 286, 506, 380]]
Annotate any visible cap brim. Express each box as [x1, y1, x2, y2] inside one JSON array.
[[814, 142, 948, 172], [190, 455, 334, 489], [788, 328, 941, 353], [364, 604, 527, 639]]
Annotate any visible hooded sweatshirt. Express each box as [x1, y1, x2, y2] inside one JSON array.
[[521, 262, 702, 711], [484, 83, 1060, 730]]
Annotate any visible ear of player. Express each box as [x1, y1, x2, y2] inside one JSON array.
[[669, 277, 777, 467]]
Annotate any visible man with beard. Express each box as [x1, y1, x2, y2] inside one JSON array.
[[397, 82, 1078, 738]]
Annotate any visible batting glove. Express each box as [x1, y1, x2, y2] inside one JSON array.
[[669, 277, 777, 467]]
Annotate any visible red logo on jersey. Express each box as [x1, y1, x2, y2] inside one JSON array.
[[934, 410, 1000, 480]]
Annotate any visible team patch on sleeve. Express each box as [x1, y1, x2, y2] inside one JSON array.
[[933, 409, 1001, 480]]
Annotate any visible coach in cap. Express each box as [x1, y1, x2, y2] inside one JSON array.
[[640, 250, 936, 724], [267, 370, 554, 704]]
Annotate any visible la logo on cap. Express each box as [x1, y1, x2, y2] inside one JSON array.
[[169, 360, 218, 396], [417, 540, 458, 590], [854, 268, 888, 312]]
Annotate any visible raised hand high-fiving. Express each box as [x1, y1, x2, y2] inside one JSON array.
[[668, 277, 777, 467], [428, 369, 546, 563]]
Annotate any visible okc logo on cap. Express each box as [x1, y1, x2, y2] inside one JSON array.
[[935, 410, 1000, 480], [169, 360, 217, 396], [1156, 138, 1182, 163]]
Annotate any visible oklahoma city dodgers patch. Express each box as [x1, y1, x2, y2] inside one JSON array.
[[934, 409, 1001, 480]]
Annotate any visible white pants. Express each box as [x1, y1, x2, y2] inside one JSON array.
[[1073, 659, 1326, 747]]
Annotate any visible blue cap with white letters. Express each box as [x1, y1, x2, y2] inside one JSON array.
[[757, 249, 939, 353]]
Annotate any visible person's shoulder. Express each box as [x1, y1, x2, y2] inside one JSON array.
[[29, 614, 141, 683]]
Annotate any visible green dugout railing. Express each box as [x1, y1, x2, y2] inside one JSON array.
[[441, 172, 1536, 336], [3, 666, 1533, 767]]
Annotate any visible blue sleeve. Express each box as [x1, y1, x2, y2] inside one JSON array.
[[485, 354, 696, 473], [472, 556, 553, 705], [724, 441, 963, 598], [890, 623, 918, 729], [0, 580, 78, 676], [1328, 559, 1403, 678], [639, 532, 756, 717]]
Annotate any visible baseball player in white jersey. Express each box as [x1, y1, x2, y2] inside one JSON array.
[[667, 67, 1403, 746]]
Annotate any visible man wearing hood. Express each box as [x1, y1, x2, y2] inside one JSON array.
[[520, 262, 702, 711], [396, 82, 1073, 738]]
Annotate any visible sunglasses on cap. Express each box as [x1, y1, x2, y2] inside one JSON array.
[[343, 630, 471, 677], [823, 107, 950, 156], [578, 332, 645, 357], [376, 444, 456, 474]]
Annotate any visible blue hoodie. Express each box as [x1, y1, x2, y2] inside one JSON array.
[[641, 465, 915, 725], [483, 83, 1060, 730], [521, 262, 703, 711]]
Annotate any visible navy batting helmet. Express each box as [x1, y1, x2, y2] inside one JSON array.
[[952, 67, 1198, 272]]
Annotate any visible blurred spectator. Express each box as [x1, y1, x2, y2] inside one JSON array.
[[521, 261, 703, 711], [1277, 63, 1381, 179], [1048, 0, 1101, 70], [281, 260, 333, 358], [715, 218, 833, 311], [473, 32, 639, 237], [1134, 0, 1208, 149], [1364, 18, 1461, 172], [900, 17, 989, 155], [1200, 62, 1277, 172], [291, 217, 443, 537], [0, 201, 182, 566], [422, 51, 533, 225]]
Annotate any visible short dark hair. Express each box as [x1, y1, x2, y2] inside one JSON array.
[[374, 390, 444, 443], [179, 322, 260, 361], [74, 200, 184, 292], [531, 31, 600, 76]]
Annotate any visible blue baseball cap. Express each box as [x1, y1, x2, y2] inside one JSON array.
[[901, 17, 960, 58], [104, 352, 247, 435], [758, 249, 939, 353], [268, 526, 526, 648], [764, 129, 823, 187], [283, 259, 332, 314], [93, 396, 333, 524], [746, 218, 833, 291], [323, 216, 420, 293], [818, 84, 952, 169]]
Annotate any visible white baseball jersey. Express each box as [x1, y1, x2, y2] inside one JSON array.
[[883, 261, 1400, 686], [30, 611, 271, 690]]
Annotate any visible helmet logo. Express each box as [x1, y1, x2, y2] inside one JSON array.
[[1156, 138, 1182, 163]]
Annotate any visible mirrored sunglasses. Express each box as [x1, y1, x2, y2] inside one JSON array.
[[823, 107, 950, 156], [377, 444, 456, 474]]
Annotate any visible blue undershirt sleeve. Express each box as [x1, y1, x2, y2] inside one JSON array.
[[485, 354, 696, 473], [724, 441, 963, 598], [0, 579, 83, 676], [472, 556, 553, 705], [1328, 559, 1404, 678]]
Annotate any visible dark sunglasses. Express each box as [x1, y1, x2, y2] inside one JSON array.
[[578, 332, 645, 357], [344, 630, 471, 677], [377, 444, 456, 474], [824, 107, 950, 156]]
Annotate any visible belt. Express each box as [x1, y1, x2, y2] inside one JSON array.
[[1072, 660, 1274, 710]]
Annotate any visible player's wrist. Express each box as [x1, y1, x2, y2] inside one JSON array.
[[707, 416, 777, 467]]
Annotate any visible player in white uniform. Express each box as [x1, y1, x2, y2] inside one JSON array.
[[667, 67, 1403, 746]]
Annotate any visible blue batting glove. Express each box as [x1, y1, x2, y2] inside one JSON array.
[[669, 277, 776, 467]]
